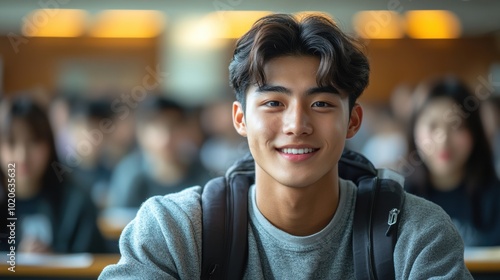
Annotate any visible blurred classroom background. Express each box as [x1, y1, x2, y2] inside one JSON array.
[[0, 0, 500, 279]]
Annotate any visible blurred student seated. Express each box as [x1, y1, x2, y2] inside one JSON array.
[[48, 93, 73, 163], [360, 105, 407, 170], [199, 98, 249, 176], [106, 95, 211, 210], [404, 76, 500, 246], [480, 94, 500, 178], [360, 84, 412, 170], [65, 97, 114, 209], [0, 95, 107, 253]]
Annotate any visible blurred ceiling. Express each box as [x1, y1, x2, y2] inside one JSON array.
[[0, 0, 499, 37]]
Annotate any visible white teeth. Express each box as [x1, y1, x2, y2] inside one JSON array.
[[281, 148, 315, 154]]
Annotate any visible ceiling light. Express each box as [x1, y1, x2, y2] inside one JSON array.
[[405, 10, 461, 39], [89, 10, 165, 38], [204, 11, 272, 39], [353, 11, 405, 39], [22, 9, 87, 37]]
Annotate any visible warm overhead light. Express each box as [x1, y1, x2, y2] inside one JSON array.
[[172, 15, 223, 49], [405, 10, 461, 39], [353, 11, 405, 39], [172, 11, 271, 49], [294, 11, 333, 20], [204, 11, 272, 39], [22, 9, 87, 37], [89, 10, 165, 38]]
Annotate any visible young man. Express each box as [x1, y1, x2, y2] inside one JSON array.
[[100, 13, 472, 279]]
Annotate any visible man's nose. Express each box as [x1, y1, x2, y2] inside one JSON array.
[[282, 103, 313, 136]]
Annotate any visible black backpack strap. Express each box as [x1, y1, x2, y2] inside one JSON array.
[[353, 169, 405, 280], [353, 177, 378, 280], [201, 177, 227, 279], [201, 174, 250, 280]]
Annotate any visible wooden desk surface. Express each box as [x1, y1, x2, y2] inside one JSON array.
[[98, 208, 137, 240], [0, 254, 120, 278], [465, 246, 500, 273], [0, 251, 498, 277], [466, 259, 500, 273]]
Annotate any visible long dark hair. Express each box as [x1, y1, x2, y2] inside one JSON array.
[[0, 96, 63, 210], [406, 76, 497, 228]]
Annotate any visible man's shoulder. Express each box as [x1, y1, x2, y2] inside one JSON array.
[[143, 186, 203, 216], [129, 186, 204, 239], [101, 186, 205, 279]]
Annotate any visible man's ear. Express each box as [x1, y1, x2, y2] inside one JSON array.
[[232, 101, 247, 137], [346, 103, 363, 139]]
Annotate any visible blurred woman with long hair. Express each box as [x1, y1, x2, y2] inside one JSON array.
[[405, 76, 500, 246], [0, 95, 106, 253]]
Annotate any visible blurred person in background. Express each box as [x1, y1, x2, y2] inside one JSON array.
[[66, 97, 114, 209], [106, 95, 211, 210], [389, 83, 415, 128], [48, 94, 74, 161], [0, 95, 107, 253], [90, 89, 138, 174], [360, 104, 407, 170], [480, 94, 500, 178], [102, 108, 137, 173], [405, 76, 500, 246], [199, 97, 249, 176], [358, 84, 412, 170]]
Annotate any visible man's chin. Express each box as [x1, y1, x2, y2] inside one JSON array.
[[274, 176, 317, 189]]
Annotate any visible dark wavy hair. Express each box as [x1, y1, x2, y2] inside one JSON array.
[[229, 13, 370, 112], [0, 96, 63, 212], [406, 76, 497, 228]]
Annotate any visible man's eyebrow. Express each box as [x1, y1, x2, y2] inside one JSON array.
[[255, 84, 340, 95], [306, 86, 340, 95], [256, 84, 291, 94]]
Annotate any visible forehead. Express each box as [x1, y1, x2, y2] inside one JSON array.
[[249, 55, 347, 99], [263, 55, 320, 82]]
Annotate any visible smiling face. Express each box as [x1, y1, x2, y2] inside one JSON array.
[[233, 55, 362, 189]]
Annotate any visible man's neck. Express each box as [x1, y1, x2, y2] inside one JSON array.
[[254, 169, 340, 236]]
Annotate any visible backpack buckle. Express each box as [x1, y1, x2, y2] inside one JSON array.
[[388, 208, 400, 226], [385, 208, 400, 236]]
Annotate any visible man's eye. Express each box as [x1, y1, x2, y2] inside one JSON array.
[[312, 101, 331, 107], [265, 101, 282, 107]]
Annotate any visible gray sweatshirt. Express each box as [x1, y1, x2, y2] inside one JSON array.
[[100, 178, 473, 279]]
